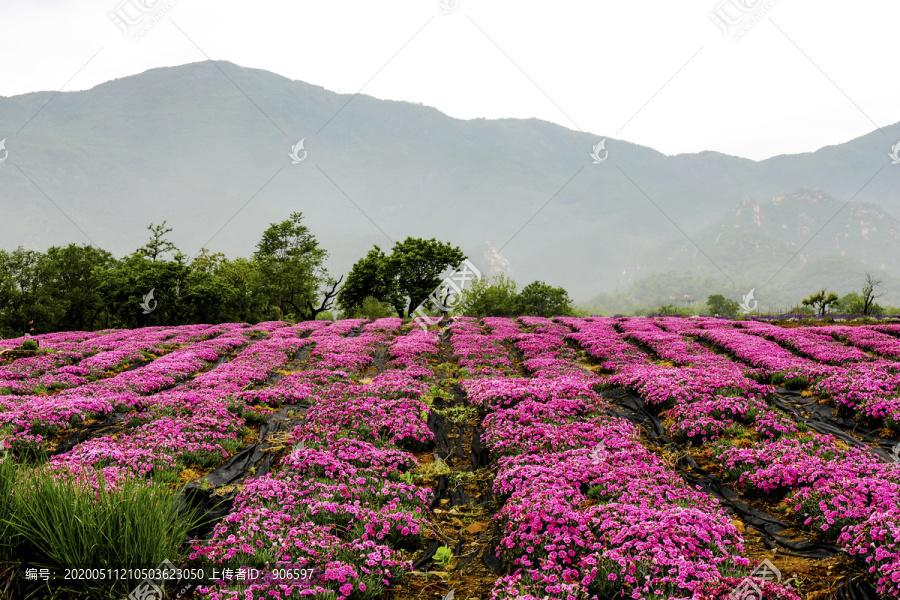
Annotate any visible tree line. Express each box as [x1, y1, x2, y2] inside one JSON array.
[[705, 274, 888, 317], [0, 213, 575, 337]]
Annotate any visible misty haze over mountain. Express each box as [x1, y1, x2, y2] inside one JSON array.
[[2, 61, 899, 310]]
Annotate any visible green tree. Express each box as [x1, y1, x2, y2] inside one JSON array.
[[0, 248, 64, 337], [339, 238, 465, 318], [190, 248, 226, 274], [454, 276, 573, 318], [215, 257, 269, 323], [252, 212, 339, 321], [835, 291, 884, 316], [0, 216, 348, 333], [139, 221, 178, 262], [0, 266, 14, 335], [517, 281, 574, 317], [343, 296, 396, 320], [39, 244, 116, 331], [337, 248, 396, 316], [178, 270, 239, 324], [801, 289, 840, 317], [89, 222, 191, 328], [454, 275, 520, 317], [706, 294, 740, 317], [862, 273, 885, 316], [95, 254, 189, 328], [390, 238, 466, 317], [834, 292, 863, 315], [0, 245, 117, 335]]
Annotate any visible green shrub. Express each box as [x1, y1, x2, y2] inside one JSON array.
[[20, 340, 39, 351], [782, 374, 809, 391], [242, 409, 270, 426], [654, 304, 687, 317], [5, 467, 204, 598]]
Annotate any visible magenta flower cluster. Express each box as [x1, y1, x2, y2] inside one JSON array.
[[190, 323, 436, 600], [475, 318, 802, 600], [566, 316, 900, 596]]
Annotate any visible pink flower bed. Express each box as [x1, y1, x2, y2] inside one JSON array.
[[478, 321, 800, 600], [189, 324, 435, 600], [565, 317, 900, 597]]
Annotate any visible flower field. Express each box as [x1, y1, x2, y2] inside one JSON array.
[[1, 316, 900, 599]]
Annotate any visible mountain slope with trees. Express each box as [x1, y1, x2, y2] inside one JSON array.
[[2, 61, 899, 302]]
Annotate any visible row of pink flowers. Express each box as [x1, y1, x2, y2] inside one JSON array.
[[449, 318, 517, 378], [41, 323, 313, 488], [191, 322, 436, 600], [0, 324, 266, 454], [568, 317, 900, 596], [481, 318, 799, 600]]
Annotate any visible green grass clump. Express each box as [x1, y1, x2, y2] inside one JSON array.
[[1, 464, 204, 598], [0, 456, 16, 554]]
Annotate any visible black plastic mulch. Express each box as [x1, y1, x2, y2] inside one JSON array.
[[423, 395, 504, 574], [601, 388, 886, 598], [427, 385, 488, 470], [345, 325, 364, 338], [178, 405, 309, 540], [411, 541, 443, 571], [413, 324, 505, 575], [49, 412, 130, 457], [691, 329, 900, 459], [772, 389, 900, 463], [264, 344, 314, 386], [175, 326, 372, 553], [122, 358, 153, 372], [368, 343, 391, 376], [181, 324, 397, 547], [836, 575, 879, 600], [600, 388, 844, 560]]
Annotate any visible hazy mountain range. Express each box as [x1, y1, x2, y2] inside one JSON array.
[[2, 61, 899, 310]]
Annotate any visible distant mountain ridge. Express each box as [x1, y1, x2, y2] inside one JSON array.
[[1, 60, 899, 304], [601, 189, 900, 311]]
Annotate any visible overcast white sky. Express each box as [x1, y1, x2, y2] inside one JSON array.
[[1, 0, 898, 160]]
